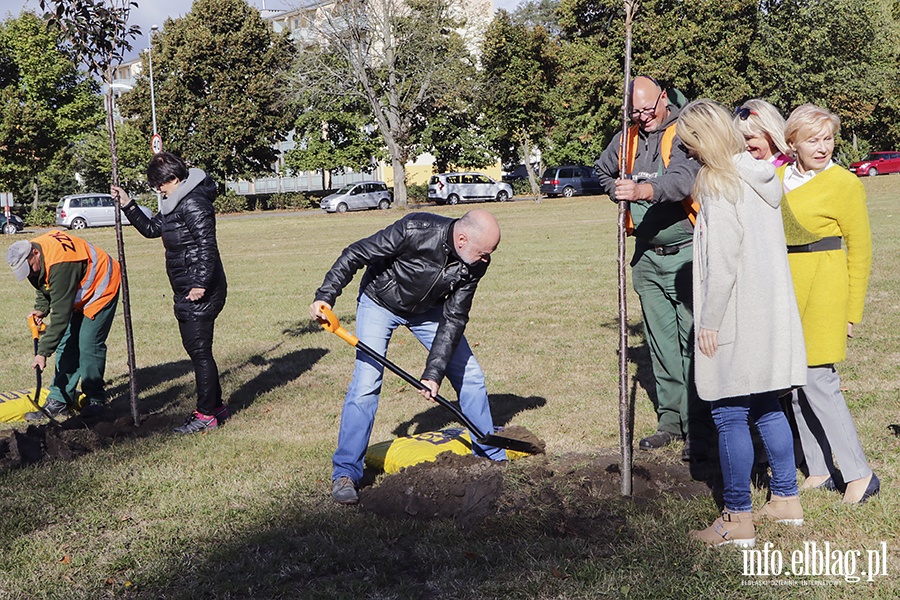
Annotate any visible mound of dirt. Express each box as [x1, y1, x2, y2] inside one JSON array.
[[495, 424, 546, 454], [0, 413, 169, 469], [360, 452, 505, 528], [358, 448, 715, 530]]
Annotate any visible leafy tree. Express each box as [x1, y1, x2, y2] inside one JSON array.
[[419, 27, 495, 174], [38, 0, 143, 425], [120, 0, 296, 189], [75, 120, 150, 193], [0, 11, 100, 209], [543, 0, 625, 165], [513, 0, 564, 37], [533, 0, 900, 164], [480, 10, 557, 197], [748, 0, 900, 156], [296, 0, 480, 207], [284, 90, 384, 190], [632, 0, 757, 105]]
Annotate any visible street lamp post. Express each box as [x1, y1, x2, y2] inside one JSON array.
[[148, 24, 158, 137]]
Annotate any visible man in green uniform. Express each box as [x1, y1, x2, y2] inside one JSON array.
[[6, 233, 120, 419], [594, 75, 709, 460]]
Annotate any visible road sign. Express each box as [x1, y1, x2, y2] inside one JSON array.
[[151, 134, 163, 155]]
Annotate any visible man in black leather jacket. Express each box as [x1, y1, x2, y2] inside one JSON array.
[[311, 209, 506, 505]]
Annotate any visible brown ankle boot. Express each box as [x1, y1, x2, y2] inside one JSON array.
[[754, 495, 804, 526], [689, 511, 755, 548]]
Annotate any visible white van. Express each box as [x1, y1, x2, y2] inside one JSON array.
[[56, 194, 152, 230], [427, 173, 512, 205]]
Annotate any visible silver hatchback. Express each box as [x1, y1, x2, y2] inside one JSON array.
[[56, 193, 152, 229], [319, 181, 393, 213]]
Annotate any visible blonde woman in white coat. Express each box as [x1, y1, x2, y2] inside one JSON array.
[[678, 100, 808, 548]]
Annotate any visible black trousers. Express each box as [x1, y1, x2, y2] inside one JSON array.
[[178, 319, 222, 415]]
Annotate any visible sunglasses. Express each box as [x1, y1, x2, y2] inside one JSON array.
[[735, 107, 760, 120]]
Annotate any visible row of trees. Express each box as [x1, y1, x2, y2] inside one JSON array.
[[1, 0, 899, 209]]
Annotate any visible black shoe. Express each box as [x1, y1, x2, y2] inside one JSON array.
[[639, 430, 678, 450], [817, 475, 837, 491], [858, 473, 880, 504], [78, 401, 106, 418], [24, 398, 70, 421], [681, 438, 708, 462]]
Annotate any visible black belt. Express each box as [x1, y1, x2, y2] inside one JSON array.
[[637, 240, 693, 256], [787, 236, 842, 254]]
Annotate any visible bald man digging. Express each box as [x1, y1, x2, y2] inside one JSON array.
[[311, 210, 506, 504]]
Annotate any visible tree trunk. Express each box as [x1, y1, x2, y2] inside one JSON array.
[[522, 137, 541, 202], [105, 80, 140, 428], [391, 155, 407, 207], [617, 0, 635, 497], [32, 175, 39, 213]]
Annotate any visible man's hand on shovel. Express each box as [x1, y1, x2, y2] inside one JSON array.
[[309, 300, 332, 323], [419, 379, 439, 403], [26, 314, 60, 426]]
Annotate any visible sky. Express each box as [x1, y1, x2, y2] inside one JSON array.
[[2, 0, 523, 59]]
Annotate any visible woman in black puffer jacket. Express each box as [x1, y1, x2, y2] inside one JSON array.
[[112, 152, 228, 434]]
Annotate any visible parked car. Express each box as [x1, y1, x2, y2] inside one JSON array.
[[56, 193, 153, 230], [427, 173, 513, 205], [540, 165, 604, 197], [849, 151, 900, 177], [319, 181, 393, 213], [502, 164, 538, 182], [0, 213, 24, 235]]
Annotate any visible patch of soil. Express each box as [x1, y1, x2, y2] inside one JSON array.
[[360, 452, 505, 528], [359, 443, 716, 532], [0, 413, 170, 469]]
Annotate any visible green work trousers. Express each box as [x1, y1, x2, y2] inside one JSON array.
[[632, 246, 707, 438], [49, 292, 119, 406]]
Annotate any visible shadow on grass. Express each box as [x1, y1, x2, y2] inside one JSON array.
[[391, 394, 547, 438], [130, 465, 724, 599], [598, 318, 658, 408], [102, 346, 328, 423], [227, 348, 328, 412], [283, 314, 358, 339], [0, 345, 329, 474]]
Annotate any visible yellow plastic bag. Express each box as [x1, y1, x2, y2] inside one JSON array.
[[0, 388, 86, 423], [366, 427, 528, 474]]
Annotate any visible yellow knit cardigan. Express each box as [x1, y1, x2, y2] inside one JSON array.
[[777, 165, 872, 366]]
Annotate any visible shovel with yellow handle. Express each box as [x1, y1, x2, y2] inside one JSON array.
[[319, 307, 542, 455], [27, 314, 62, 426]]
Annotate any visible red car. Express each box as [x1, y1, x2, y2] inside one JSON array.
[[849, 151, 900, 176]]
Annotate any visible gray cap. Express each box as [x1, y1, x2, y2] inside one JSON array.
[[7, 240, 34, 281]]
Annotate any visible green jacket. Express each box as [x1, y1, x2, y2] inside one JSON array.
[[27, 245, 87, 357]]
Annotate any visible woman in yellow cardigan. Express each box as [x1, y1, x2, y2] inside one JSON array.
[[779, 104, 877, 504]]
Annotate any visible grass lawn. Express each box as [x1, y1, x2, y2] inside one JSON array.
[[0, 176, 897, 598]]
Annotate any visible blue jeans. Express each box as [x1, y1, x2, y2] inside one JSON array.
[[333, 294, 506, 483], [712, 391, 799, 512]]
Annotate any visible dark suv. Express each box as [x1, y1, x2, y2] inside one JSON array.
[[502, 164, 537, 182], [540, 165, 604, 197], [849, 151, 900, 177]]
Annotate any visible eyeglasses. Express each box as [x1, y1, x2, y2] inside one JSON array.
[[630, 90, 663, 119], [154, 179, 177, 194], [735, 107, 759, 120]]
